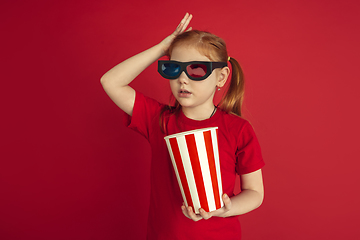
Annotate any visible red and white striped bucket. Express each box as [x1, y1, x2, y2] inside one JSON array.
[[164, 127, 223, 214]]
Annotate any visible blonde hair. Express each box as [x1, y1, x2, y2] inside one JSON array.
[[160, 30, 245, 132]]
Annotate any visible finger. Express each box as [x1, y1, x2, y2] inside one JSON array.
[[177, 13, 189, 30], [187, 206, 203, 222], [181, 13, 192, 32], [180, 12, 190, 26], [185, 27, 192, 32], [223, 194, 232, 211], [199, 208, 212, 220], [176, 13, 192, 34], [181, 205, 191, 219]]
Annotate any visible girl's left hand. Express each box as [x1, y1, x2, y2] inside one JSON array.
[[181, 193, 232, 221]]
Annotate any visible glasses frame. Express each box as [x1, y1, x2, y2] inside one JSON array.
[[158, 60, 228, 81]]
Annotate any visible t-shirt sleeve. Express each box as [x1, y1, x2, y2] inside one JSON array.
[[235, 121, 265, 175], [124, 91, 162, 140]]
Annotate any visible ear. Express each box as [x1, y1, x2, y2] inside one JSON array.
[[217, 67, 230, 88]]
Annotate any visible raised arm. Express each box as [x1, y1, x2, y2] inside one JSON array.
[[100, 13, 192, 116]]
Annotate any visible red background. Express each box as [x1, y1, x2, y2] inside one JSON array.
[[1, 0, 360, 239]]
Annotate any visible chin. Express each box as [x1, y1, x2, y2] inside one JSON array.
[[176, 100, 193, 108]]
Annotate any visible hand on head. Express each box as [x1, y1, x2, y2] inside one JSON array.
[[174, 12, 193, 36], [160, 13, 193, 55]]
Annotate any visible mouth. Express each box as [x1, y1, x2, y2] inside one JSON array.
[[179, 89, 191, 94], [178, 89, 192, 98]]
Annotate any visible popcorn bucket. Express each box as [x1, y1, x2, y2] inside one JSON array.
[[164, 127, 224, 214]]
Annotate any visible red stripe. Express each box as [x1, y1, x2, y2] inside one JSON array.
[[169, 138, 194, 210], [185, 134, 209, 212], [203, 130, 221, 209]]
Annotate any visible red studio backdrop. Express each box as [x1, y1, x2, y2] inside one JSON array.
[[1, 0, 360, 239]]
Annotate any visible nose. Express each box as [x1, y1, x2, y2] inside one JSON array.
[[178, 71, 189, 84]]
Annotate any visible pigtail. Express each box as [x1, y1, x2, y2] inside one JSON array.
[[219, 57, 245, 116]]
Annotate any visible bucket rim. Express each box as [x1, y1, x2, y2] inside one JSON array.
[[164, 127, 218, 140]]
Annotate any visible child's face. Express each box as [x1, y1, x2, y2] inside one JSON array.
[[169, 45, 225, 112]]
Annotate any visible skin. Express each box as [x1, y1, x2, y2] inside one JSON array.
[[100, 13, 264, 222], [169, 45, 230, 120]]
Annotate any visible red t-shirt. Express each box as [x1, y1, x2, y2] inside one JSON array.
[[125, 91, 264, 240]]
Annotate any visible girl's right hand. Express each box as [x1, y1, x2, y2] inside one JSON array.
[[159, 13, 193, 55]]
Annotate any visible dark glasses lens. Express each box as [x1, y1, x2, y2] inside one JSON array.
[[186, 63, 207, 79], [162, 63, 181, 77]]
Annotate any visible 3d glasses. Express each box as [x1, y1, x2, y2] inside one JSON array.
[[158, 60, 227, 81]]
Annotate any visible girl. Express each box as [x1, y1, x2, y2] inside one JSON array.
[[101, 13, 264, 240]]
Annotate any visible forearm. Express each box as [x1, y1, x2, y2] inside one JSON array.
[[100, 43, 165, 87], [222, 189, 264, 217]]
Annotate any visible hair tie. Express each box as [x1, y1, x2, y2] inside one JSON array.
[[228, 56, 231, 62]]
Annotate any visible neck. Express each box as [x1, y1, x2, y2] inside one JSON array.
[[181, 105, 217, 120]]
